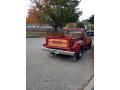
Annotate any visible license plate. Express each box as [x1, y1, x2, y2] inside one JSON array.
[[52, 50, 59, 54]]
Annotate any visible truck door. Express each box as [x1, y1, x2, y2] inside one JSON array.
[[84, 32, 92, 48]]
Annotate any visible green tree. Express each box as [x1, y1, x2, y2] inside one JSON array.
[[76, 22, 85, 28], [31, 0, 82, 32], [88, 15, 94, 24], [88, 15, 94, 30]]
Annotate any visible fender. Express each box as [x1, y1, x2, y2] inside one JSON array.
[[71, 40, 84, 53]]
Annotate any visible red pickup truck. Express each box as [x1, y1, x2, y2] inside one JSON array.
[[42, 28, 92, 61]]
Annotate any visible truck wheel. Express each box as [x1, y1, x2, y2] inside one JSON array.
[[71, 53, 78, 62], [48, 52, 55, 56], [77, 49, 83, 59], [87, 44, 91, 49], [71, 49, 83, 62], [43, 43, 46, 47]]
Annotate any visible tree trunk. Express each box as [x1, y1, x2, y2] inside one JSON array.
[[54, 26, 58, 32]]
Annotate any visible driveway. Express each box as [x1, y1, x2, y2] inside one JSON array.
[[26, 38, 94, 90]]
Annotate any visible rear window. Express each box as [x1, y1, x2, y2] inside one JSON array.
[[71, 32, 83, 39], [64, 30, 83, 39]]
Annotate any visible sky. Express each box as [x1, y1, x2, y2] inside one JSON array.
[[79, 0, 94, 20], [26, 0, 31, 16], [26, 0, 94, 20]]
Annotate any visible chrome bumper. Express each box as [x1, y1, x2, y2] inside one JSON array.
[[42, 47, 75, 56]]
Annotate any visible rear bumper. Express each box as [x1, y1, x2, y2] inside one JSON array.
[[42, 47, 75, 56]]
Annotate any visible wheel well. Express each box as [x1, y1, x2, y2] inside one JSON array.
[[80, 45, 83, 50]]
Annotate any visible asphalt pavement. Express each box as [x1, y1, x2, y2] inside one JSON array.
[[26, 38, 94, 90]]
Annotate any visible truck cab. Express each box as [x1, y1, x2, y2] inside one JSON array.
[[42, 28, 92, 61]]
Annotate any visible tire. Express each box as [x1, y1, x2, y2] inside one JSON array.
[[88, 44, 91, 49], [48, 52, 55, 56], [71, 49, 83, 62], [71, 53, 78, 62], [43, 43, 46, 47], [77, 49, 83, 59]]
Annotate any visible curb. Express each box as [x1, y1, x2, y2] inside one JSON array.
[[84, 78, 94, 90]]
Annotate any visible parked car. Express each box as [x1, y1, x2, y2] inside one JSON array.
[[42, 28, 92, 61], [86, 30, 94, 37]]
